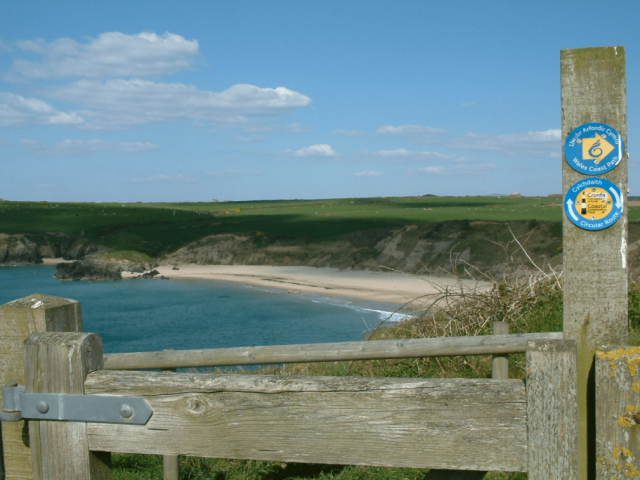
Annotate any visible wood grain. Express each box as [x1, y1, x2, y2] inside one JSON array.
[[85, 371, 528, 472], [526, 340, 579, 480], [103, 332, 562, 370], [24, 332, 111, 480], [0, 294, 82, 480], [561, 46, 628, 479], [595, 345, 640, 478]]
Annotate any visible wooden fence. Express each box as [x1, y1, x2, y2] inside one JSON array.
[[0, 294, 580, 480]]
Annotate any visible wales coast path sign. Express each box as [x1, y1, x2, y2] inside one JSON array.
[[564, 122, 624, 175]]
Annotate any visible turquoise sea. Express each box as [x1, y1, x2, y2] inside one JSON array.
[[0, 266, 408, 356]]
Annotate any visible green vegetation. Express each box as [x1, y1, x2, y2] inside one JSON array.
[[5, 196, 638, 258]]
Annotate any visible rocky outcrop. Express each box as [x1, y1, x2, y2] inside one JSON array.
[[54, 257, 123, 282], [0, 234, 42, 265], [54, 252, 157, 282]]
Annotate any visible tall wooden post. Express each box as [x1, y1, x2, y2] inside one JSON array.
[[24, 332, 111, 479], [0, 294, 83, 479], [561, 46, 628, 479]]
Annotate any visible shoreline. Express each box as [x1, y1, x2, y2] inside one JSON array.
[[151, 265, 489, 308], [39, 259, 491, 308]]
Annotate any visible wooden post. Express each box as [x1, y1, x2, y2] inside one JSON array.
[[23, 332, 111, 479], [161, 369, 178, 480], [423, 323, 510, 479], [526, 340, 579, 480], [561, 46, 628, 479], [0, 294, 83, 479], [594, 346, 640, 478]]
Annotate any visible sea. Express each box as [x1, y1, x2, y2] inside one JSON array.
[[0, 265, 410, 357]]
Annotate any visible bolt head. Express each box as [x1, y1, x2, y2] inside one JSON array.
[[119, 404, 133, 419], [36, 401, 49, 414]]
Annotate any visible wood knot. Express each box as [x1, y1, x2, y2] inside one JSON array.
[[633, 413, 640, 424], [186, 396, 207, 414]]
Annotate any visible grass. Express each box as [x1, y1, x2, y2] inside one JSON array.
[[4, 196, 638, 259]]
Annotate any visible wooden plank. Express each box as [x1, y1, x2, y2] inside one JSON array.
[[24, 332, 112, 480], [85, 371, 527, 472], [595, 345, 640, 478], [526, 340, 579, 480], [103, 332, 562, 370], [561, 46, 628, 479], [0, 294, 82, 480]]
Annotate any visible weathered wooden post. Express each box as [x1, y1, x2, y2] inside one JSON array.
[[23, 332, 111, 479], [595, 346, 640, 477], [561, 46, 628, 478], [0, 294, 83, 479]]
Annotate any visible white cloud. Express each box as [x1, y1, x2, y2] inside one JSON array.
[[0, 93, 84, 127], [355, 170, 384, 177], [335, 129, 365, 137], [460, 102, 476, 108], [0, 39, 11, 53], [207, 169, 260, 176], [130, 174, 195, 183], [411, 163, 498, 175], [376, 125, 447, 144], [20, 138, 159, 156], [45, 79, 312, 130], [374, 148, 471, 162], [448, 129, 561, 156], [9, 32, 200, 80], [285, 144, 337, 157]]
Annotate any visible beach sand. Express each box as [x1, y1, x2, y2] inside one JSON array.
[[153, 265, 489, 308]]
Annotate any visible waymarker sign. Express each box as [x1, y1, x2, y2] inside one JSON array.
[[563, 122, 624, 175], [564, 177, 623, 231]]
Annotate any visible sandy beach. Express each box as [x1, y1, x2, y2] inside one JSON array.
[[149, 265, 490, 308]]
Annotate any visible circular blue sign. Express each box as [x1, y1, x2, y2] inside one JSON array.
[[564, 178, 623, 231], [564, 123, 624, 175]]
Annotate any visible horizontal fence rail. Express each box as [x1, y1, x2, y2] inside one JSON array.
[[85, 370, 529, 472], [103, 331, 563, 370]]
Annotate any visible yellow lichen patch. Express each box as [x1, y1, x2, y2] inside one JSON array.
[[633, 382, 640, 392], [620, 416, 635, 428], [623, 448, 634, 459], [624, 467, 640, 477], [597, 347, 640, 377]]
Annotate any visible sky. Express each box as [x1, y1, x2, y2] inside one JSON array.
[[0, 0, 639, 202]]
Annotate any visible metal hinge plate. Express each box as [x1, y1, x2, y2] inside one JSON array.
[[1, 383, 152, 425]]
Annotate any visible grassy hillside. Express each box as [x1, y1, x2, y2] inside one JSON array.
[[3, 195, 638, 258]]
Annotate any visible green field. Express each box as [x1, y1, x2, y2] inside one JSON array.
[[2, 196, 638, 257]]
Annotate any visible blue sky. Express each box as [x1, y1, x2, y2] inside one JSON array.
[[0, 0, 638, 202]]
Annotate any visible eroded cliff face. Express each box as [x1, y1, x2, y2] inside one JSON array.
[[159, 221, 573, 279], [0, 234, 42, 265], [7, 220, 640, 282]]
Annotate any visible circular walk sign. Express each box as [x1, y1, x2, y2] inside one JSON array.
[[564, 178, 623, 231], [564, 122, 624, 175]]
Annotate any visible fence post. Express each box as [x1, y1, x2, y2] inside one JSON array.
[[526, 339, 579, 480], [0, 294, 83, 479], [161, 368, 178, 480], [594, 345, 640, 477], [23, 332, 112, 479], [561, 46, 628, 479]]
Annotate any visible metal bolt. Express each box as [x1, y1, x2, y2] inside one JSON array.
[[119, 404, 133, 419], [36, 401, 49, 414]]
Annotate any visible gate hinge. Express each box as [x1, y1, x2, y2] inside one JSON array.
[[1, 383, 152, 425]]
